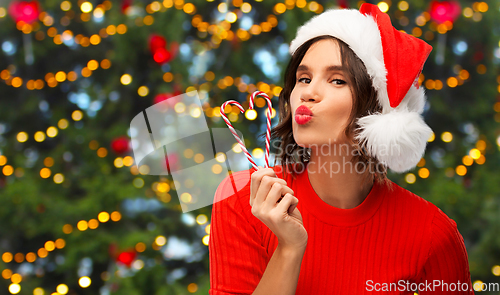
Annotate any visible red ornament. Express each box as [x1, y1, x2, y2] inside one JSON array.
[[149, 34, 167, 54], [428, 0, 461, 24], [154, 90, 182, 104], [153, 48, 172, 64], [148, 34, 178, 65], [111, 136, 130, 155], [116, 250, 136, 267], [8, 0, 41, 24], [121, 0, 132, 14], [153, 90, 183, 111], [153, 93, 174, 105]]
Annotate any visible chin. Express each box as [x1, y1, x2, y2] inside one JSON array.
[[294, 136, 314, 146], [293, 131, 348, 150], [293, 132, 320, 148], [293, 129, 322, 147], [295, 142, 310, 149]]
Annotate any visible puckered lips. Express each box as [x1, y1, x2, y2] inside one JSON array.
[[295, 105, 313, 125]]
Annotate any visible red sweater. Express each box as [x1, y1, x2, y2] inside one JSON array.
[[209, 168, 474, 294]]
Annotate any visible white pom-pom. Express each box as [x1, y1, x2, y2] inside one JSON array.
[[355, 111, 432, 173]]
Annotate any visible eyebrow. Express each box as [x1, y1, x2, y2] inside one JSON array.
[[296, 64, 344, 73]]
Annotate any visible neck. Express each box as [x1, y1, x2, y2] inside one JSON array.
[[305, 144, 374, 209]]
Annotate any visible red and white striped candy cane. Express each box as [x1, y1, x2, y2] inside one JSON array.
[[249, 91, 273, 168], [220, 100, 259, 170]]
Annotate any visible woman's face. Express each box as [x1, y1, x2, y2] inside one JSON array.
[[290, 39, 354, 151]]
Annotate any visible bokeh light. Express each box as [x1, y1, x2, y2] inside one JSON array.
[[79, 276, 91, 288]]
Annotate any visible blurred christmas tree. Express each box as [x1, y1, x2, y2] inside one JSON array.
[[0, 0, 499, 294]]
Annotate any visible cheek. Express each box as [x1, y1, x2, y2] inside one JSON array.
[[327, 92, 353, 114], [335, 101, 352, 116], [316, 97, 353, 134], [289, 88, 300, 109]]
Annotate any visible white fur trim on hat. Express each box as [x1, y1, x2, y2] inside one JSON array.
[[355, 110, 432, 173]]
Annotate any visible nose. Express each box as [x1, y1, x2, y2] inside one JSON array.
[[300, 82, 321, 103]]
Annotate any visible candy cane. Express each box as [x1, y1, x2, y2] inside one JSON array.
[[221, 92, 273, 170], [249, 91, 273, 168], [220, 100, 259, 170]]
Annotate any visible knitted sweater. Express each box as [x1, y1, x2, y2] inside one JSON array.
[[209, 168, 474, 294]]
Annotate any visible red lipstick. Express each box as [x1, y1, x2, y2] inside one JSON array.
[[295, 105, 313, 125]]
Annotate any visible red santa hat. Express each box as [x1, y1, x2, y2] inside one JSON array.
[[289, 3, 433, 173]]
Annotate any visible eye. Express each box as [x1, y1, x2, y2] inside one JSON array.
[[331, 79, 346, 85], [297, 77, 311, 84]]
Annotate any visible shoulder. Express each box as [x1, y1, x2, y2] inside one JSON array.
[[384, 182, 469, 265], [214, 169, 253, 206], [384, 180, 441, 220], [386, 182, 461, 231], [211, 168, 282, 237], [212, 169, 255, 226], [428, 206, 463, 247], [386, 181, 466, 252], [419, 198, 471, 281]]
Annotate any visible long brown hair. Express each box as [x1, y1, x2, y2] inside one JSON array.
[[271, 35, 391, 188]]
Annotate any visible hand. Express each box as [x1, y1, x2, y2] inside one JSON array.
[[250, 167, 308, 251]]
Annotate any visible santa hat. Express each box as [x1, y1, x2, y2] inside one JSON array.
[[289, 3, 433, 173]]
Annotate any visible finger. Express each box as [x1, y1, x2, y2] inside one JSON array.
[[250, 168, 274, 206], [256, 177, 294, 204], [250, 168, 286, 206], [276, 193, 298, 215], [288, 198, 298, 215], [262, 183, 294, 212], [250, 168, 276, 205], [250, 178, 288, 206], [253, 175, 278, 207], [272, 184, 294, 204]]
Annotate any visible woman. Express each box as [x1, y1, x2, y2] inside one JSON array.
[[209, 4, 473, 294]]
